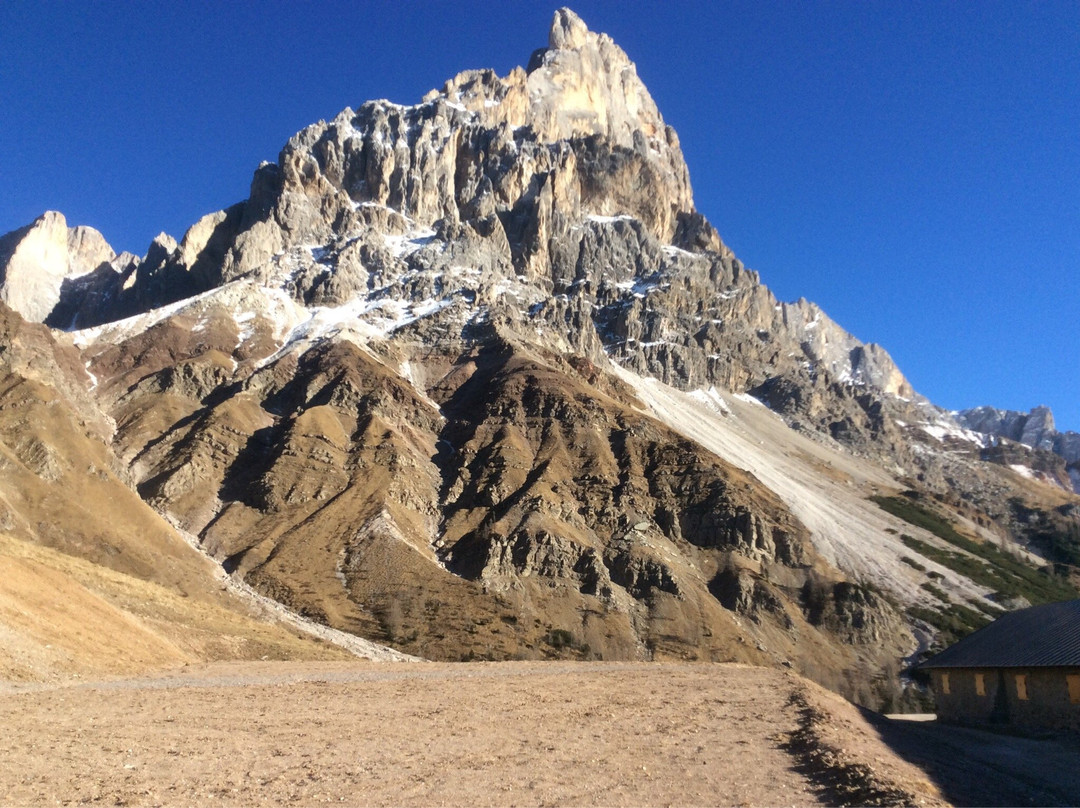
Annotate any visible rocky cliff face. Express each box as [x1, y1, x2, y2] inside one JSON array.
[[957, 405, 1080, 493], [0, 8, 1075, 701], [0, 211, 120, 324], [19, 10, 907, 428]]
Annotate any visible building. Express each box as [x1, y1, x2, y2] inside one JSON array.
[[920, 599, 1080, 732]]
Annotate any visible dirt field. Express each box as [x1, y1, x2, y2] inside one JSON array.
[[0, 661, 943, 807]]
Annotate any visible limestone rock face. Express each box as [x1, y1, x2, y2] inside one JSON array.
[[175, 5, 701, 288], [0, 212, 115, 323], [67, 225, 116, 276], [958, 404, 1080, 463], [14, 9, 902, 439], [958, 406, 1053, 450], [958, 405, 1080, 492]]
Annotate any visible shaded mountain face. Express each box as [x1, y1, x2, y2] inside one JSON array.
[[1, 8, 1076, 699]]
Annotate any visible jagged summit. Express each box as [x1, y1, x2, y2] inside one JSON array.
[[957, 405, 1080, 489], [2, 9, 716, 325], [0, 211, 119, 323], [0, 7, 935, 481], [958, 405, 1058, 451], [549, 7, 587, 49], [0, 9, 908, 420], [439, 6, 680, 157]]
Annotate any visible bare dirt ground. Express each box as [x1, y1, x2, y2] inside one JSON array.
[[0, 661, 945, 807], [870, 713, 1080, 807]]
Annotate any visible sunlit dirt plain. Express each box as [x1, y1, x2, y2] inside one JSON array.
[[0, 661, 944, 807]]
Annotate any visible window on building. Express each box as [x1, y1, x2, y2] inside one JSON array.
[[1067, 674, 1080, 705], [975, 672, 986, 696], [941, 672, 950, 695], [1015, 674, 1028, 701]]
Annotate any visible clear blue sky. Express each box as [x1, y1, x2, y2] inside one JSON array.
[[2, 1, 1078, 430]]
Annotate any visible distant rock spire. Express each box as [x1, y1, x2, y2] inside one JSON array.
[[549, 7, 589, 50]]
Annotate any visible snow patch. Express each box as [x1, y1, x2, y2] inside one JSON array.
[[70, 283, 245, 348], [383, 229, 436, 258], [661, 244, 695, 258], [919, 421, 990, 448], [254, 293, 457, 371], [84, 360, 98, 391], [689, 387, 731, 416], [733, 392, 766, 408], [615, 275, 665, 298], [1008, 464, 1037, 480]]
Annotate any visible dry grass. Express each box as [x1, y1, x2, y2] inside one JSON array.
[[0, 533, 351, 683]]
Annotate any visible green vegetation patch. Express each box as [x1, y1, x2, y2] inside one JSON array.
[[1037, 529, 1080, 568], [873, 493, 1077, 605], [1010, 498, 1080, 568], [898, 532, 1075, 604], [908, 603, 992, 649], [871, 493, 968, 544], [899, 556, 926, 572], [919, 582, 948, 602]]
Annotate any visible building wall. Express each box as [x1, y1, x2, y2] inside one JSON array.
[[932, 667, 1080, 731]]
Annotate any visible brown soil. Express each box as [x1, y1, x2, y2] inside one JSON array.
[[0, 661, 944, 807]]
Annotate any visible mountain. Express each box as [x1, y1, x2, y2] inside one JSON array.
[[957, 405, 1080, 489], [1, 8, 1076, 703]]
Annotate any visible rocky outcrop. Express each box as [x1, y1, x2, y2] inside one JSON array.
[[958, 406, 1056, 452], [3, 10, 914, 464], [958, 405, 1080, 492], [0, 212, 116, 323]]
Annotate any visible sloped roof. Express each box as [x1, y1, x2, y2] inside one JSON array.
[[921, 599, 1080, 669]]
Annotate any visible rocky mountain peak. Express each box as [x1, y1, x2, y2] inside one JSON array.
[[525, 7, 677, 156], [0, 211, 116, 323], [0, 8, 911, 433], [957, 405, 1056, 450], [426, 8, 676, 158], [549, 7, 589, 49], [2, 6, 1078, 702], [16, 7, 711, 326], [957, 405, 1080, 488]]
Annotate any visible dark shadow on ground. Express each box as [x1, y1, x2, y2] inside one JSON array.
[[865, 711, 1080, 807]]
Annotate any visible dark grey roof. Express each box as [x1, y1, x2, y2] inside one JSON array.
[[921, 599, 1080, 669]]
